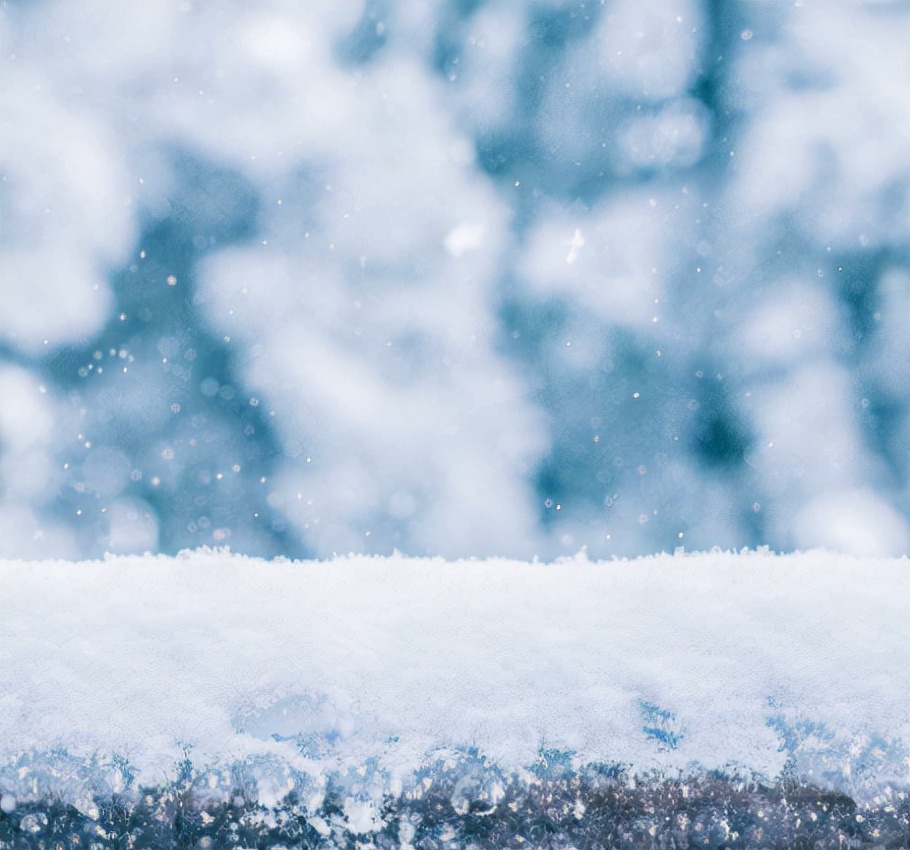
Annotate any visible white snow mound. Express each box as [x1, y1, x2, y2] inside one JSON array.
[[1, 549, 906, 802]]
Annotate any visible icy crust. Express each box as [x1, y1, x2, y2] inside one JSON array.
[[1, 550, 907, 834], [1, 750, 908, 850]]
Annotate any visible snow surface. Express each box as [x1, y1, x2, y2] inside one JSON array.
[[1, 549, 906, 809], [1, 2, 908, 832]]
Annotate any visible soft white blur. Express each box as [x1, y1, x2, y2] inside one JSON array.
[[0, 0, 907, 558]]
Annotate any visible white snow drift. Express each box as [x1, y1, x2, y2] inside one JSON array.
[[1, 549, 906, 807]]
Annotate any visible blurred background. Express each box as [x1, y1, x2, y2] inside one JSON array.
[[0, 0, 907, 561]]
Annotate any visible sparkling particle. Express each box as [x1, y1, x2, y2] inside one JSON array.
[[20, 813, 47, 833]]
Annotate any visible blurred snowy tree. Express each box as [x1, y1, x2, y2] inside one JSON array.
[[0, 0, 907, 559]]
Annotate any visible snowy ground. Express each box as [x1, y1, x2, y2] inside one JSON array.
[[2, 549, 906, 822], [1, 2, 908, 843]]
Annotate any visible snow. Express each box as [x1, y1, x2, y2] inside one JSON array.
[[0, 1, 907, 563], [0, 1, 908, 834], [1, 549, 906, 809]]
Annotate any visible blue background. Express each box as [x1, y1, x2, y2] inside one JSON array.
[[1, 0, 907, 560]]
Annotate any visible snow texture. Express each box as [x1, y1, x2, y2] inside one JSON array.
[[1, 1, 908, 563], [1, 549, 907, 814], [2, 3, 908, 843]]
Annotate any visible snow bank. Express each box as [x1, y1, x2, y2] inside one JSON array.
[[2, 549, 906, 813]]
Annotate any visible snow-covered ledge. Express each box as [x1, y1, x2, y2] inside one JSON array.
[[1, 550, 907, 843]]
